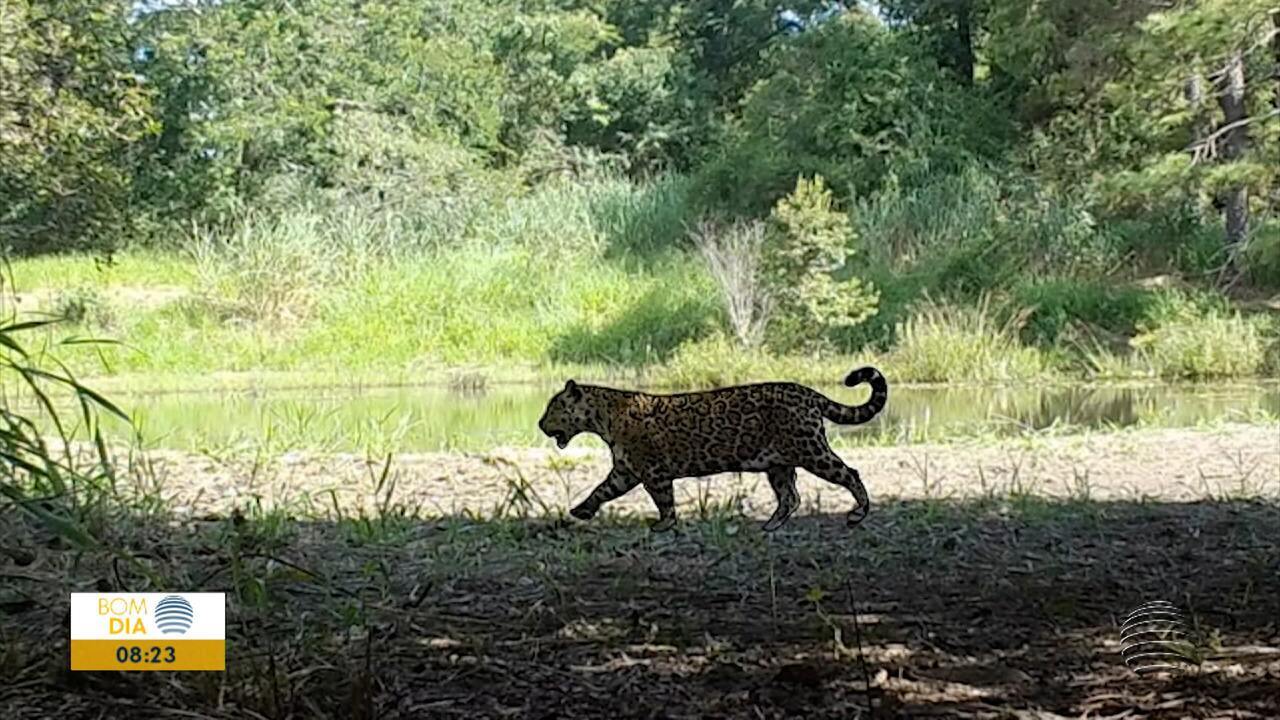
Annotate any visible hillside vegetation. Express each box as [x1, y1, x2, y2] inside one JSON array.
[[4, 0, 1280, 383]]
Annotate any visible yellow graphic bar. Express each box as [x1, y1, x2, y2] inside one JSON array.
[[71, 640, 225, 671]]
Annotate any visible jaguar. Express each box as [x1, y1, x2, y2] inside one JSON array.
[[537, 367, 888, 532]]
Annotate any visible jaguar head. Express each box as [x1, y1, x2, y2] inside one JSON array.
[[538, 379, 589, 449]]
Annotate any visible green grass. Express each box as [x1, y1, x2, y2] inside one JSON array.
[[5, 172, 1278, 386], [4, 176, 714, 377], [651, 331, 879, 388], [6, 249, 194, 291], [1129, 312, 1272, 380], [9, 243, 1278, 386], [886, 296, 1050, 383]]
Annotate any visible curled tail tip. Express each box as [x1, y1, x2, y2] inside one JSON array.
[[825, 365, 888, 425], [844, 365, 884, 387]]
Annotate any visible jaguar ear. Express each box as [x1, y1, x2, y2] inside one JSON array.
[[564, 379, 581, 399]]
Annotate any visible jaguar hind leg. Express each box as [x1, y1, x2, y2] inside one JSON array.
[[803, 449, 870, 527], [762, 466, 800, 532]]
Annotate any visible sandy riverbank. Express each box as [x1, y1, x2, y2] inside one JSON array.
[[123, 424, 1280, 522]]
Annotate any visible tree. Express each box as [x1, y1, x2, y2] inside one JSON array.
[[1214, 49, 1250, 276], [563, 45, 685, 172], [1272, 8, 1280, 112], [0, 0, 155, 253], [1031, 0, 1280, 284], [694, 14, 1009, 215], [1142, 2, 1279, 282], [982, 0, 1149, 124], [133, 0, 509, 218], [880, 0, 981, 86]]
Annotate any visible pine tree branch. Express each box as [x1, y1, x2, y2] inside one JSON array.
[[1205, 27, 1280, 81], [1188, 108, 1280, 164]]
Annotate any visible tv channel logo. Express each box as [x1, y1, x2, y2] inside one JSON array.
[[70, 593, 225, 671]]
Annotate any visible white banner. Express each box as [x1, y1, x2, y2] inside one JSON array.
[[70, 593, 226, 641]]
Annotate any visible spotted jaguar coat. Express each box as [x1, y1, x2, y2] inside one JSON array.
[[537, 367, 888, 532]]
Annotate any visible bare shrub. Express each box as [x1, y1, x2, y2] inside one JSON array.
[[690, 219, 773, 348]]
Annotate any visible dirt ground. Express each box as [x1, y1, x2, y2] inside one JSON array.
[[2, 424, 1279, 719], [137, 424, 1280, 522]]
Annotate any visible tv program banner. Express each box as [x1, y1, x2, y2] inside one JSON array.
[[70, 593, 225, 671]]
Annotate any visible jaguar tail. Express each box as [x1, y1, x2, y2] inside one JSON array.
[[821, 366, 888, 425]]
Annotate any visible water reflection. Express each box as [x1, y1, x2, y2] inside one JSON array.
[[103, 381, 1280, 452], [825, 383, 1279, 443]]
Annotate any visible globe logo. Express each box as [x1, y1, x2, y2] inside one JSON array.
[[154, 595, 195, 635], [1120, 599, 1200, 676]]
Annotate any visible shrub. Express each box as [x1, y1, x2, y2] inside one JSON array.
[[1243, 218, 1280, 288], [52, 286, 113, 328], [653, 333, 775, 388], [1012, 279, 1159, 345], [1104, 202, 1226, 278], [690, 219, 772, 348], [835, 167, 1122, 353]]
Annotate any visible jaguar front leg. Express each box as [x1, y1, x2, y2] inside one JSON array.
[[643, 480, 677, 532], [570, 467, 641, 521]]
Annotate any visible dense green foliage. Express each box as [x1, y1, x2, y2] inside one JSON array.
[[0, 1, 155, 253], [2, 0, 1279, 380]]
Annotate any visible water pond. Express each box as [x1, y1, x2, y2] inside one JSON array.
[[97, 381, 1280, 453]]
